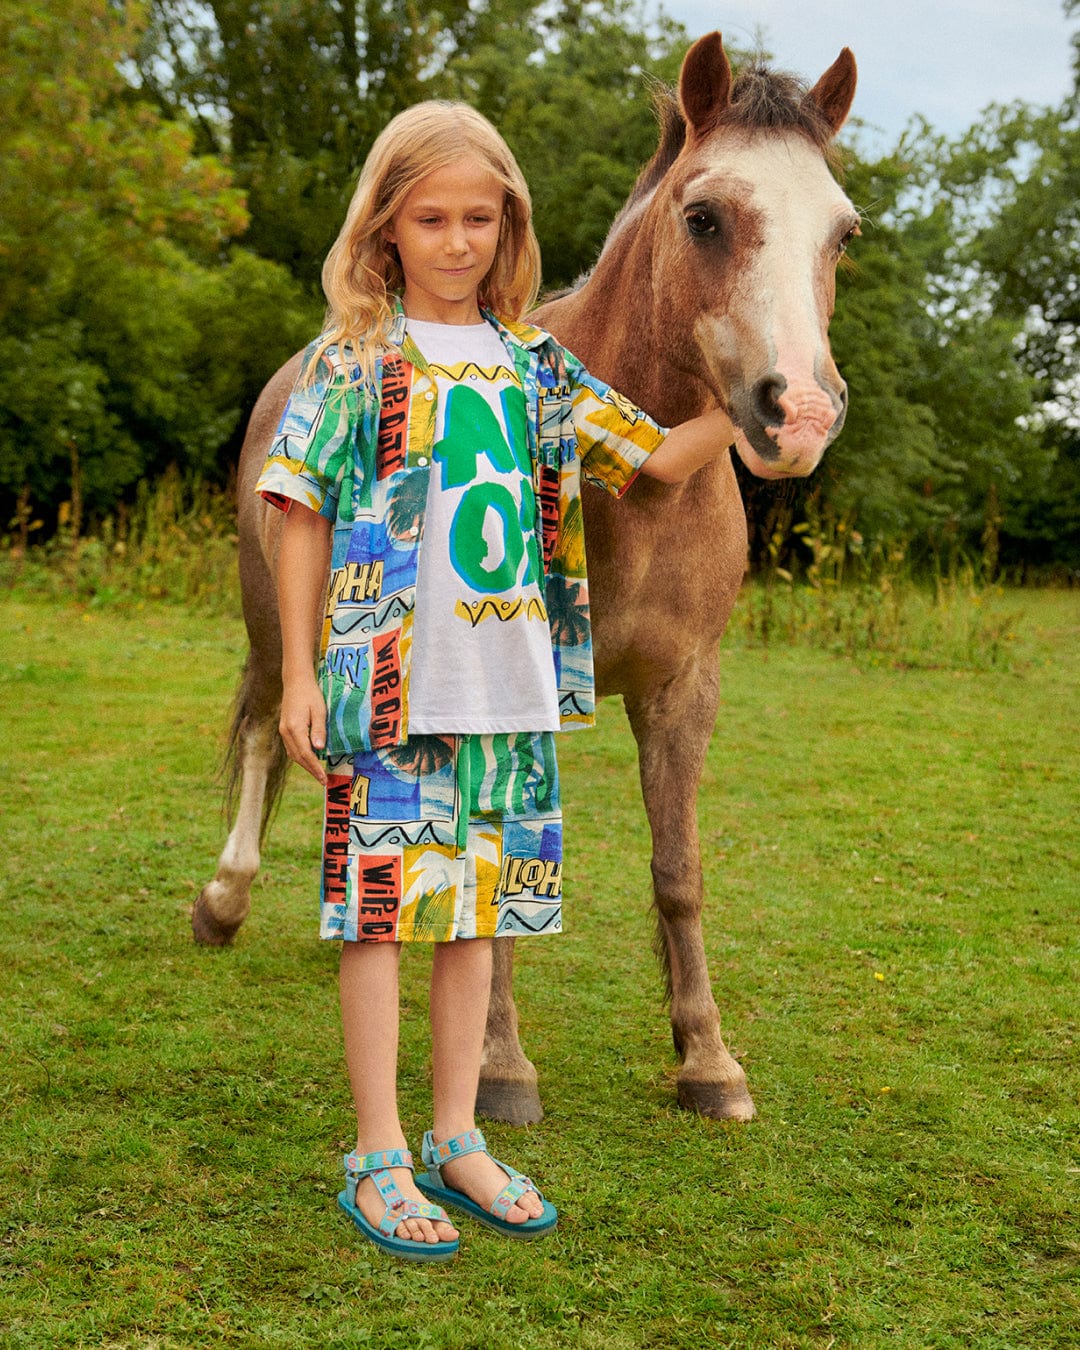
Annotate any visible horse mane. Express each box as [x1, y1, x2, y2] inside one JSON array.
[[615, 82, 687, 224]]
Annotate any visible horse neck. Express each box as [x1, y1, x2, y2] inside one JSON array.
[[541, 204, 709, 428]]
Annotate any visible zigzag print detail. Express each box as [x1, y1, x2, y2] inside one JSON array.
[[350, 822, 454, 849], [495, 906, 562, 935], [426, 361, 517, 383], [331, 593, 414, 637], [454, 596, 549, 627]]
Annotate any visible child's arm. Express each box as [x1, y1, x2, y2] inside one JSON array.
[[637, 407, 738, 484], [278, 502, 333, 785]]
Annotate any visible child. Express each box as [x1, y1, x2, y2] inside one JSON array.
[[256, 100, 735, 1262]]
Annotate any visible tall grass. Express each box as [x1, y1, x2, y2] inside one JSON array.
[[1, 469, 241, 615], [2, 477, 1032, 668], [737, 501, 1025, 669]]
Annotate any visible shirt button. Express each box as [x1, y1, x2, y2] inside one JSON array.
[[417, 456, 428, 466], [408, 526, 419, 537], [424, 392, 434, 401]]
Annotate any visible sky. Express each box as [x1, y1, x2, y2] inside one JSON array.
[[660, 0, 1076, 152]]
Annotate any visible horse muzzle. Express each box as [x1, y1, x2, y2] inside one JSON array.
[[730, 374, 847, 479]]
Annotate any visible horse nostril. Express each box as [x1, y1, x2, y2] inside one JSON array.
[[751, 375, 786, 426]]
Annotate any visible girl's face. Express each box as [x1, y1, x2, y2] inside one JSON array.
[[383, 156, 505, 325]]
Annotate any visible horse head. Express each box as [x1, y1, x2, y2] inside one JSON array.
[[651, 32, 858, 479]]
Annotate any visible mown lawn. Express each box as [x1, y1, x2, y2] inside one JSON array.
[[1, 591, 1077, 1348]]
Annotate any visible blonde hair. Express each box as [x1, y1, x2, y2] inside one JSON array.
[[308, 101, 542, 388]]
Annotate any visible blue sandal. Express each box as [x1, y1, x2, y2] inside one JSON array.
[[337, 1147, 459, 1262], [416, 1128, 558, 1239]]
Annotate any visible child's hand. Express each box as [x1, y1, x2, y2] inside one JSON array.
[[280, 678, 328, 785]]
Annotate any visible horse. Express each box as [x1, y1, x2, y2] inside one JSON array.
[[192, 31, 858, 1124]]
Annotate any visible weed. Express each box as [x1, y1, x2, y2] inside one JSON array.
[[1, 469, 241, 615], [738, 504, 1025, 669]]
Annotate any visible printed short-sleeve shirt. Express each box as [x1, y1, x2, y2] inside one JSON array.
[[255, 304, 666, 755]]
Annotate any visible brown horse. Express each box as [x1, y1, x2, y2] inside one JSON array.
[[193, 32, 857, 1123]]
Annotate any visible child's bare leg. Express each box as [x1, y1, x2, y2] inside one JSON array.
[[430, 936, 543, 1222], [340, 940, 458, 1245]]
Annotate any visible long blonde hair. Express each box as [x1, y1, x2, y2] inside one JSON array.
[[308, 101, 542, 387]]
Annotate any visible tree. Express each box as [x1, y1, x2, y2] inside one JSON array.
[[133, 0, 693, 289], [955, 2, 1080, 573], [447, 2, 690, 285], [0, 0, 315, 528]]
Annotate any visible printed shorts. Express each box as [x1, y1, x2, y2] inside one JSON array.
[[321, 732, 563, 943]]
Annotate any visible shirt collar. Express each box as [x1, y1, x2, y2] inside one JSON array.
[[388, 296, 550, 355]]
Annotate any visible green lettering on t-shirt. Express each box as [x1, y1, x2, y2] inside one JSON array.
[[434, 381, 540, 595], [432, 385, 529, 486]]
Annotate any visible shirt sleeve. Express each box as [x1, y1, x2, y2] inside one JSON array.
[[563, 348, 667, 498], [255, 342, 359, 518]]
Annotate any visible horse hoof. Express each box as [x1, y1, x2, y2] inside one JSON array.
[[676, 1076, 757, 1121], [190, 891, 244, 947], [475, 1076, 544, 1126]]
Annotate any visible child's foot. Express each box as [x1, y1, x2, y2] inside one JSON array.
[[353, 1159, 459, 1247], [438, 1145, 545, 1225]]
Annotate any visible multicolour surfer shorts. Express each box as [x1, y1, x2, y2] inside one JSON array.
[[320, 732, 563, 943]]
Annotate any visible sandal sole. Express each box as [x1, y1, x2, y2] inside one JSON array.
[[416, 1179, 557, 1239], [337, 1191, 459, 1262]]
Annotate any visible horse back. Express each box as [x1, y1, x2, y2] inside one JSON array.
[[236, 351, 304, 657]]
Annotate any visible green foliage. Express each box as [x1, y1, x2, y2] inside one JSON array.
[[737, 509, 1024, 672], [449, 4, 692, 285], [0, 468, 241, 613], [936, 77, 1080, 574], [0, 0, 317, 530], [136, 0, 694, 290], [3, 0, 1078, 569]]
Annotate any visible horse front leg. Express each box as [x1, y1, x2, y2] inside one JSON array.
[[476, 936, 544, 1125], [625, 668, 756, 1121]]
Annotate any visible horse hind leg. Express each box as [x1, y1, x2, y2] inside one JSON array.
[[192, 662, 288, 946], [476, 936, 544, 1125], [625, 669, 756, 1121]]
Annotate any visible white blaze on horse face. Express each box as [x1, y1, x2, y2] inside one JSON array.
[[687, 134, 857, 479]]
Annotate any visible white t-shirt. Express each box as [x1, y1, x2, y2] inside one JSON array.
[[405, 319, 560, 734]]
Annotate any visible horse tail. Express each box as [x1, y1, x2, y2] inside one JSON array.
[[221, 653, 290, 842]]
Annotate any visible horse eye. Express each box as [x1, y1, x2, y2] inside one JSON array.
[[684, 207, 719, 238], [837, 223, 861, 256]]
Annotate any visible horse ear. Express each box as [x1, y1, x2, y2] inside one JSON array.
[[679, 31, 733, 139], [807, 48, 857, 136]]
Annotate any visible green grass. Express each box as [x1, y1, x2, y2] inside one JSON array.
[[1, 591, 1077, 1348]]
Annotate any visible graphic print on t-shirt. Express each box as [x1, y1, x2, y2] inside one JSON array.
[[406, 320, 560, 735], [428, 365, 545, 625]]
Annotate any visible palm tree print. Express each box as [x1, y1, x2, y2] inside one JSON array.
[[405, 884, 457, 941], [381, 734, 455, 778], [387, 472, 426, 541], [546, 574, 590, 647]]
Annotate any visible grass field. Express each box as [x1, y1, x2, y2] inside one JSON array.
[[1, 591, 1077, 1348]]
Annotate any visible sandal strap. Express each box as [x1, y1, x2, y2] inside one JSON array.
[[422, 1129, 543, 1216], [422, 1128, 487, 1169], [489, 1171, 537, 1218], [369, 1171, 450, 1237], [344, 1147, 413, 1177], [342, 1148, 451, 1237]]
